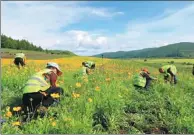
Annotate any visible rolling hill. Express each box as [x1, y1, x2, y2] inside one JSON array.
[[1, 34, 77, 59], [1, 48, 76, 60], [93, 42, 194, 59]]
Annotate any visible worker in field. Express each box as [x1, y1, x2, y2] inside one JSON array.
[[74, 62, 90, 79], [86, 61, 96, 69], [81, 62, 90, 76], [22, 62, 64, 117], [133, 68, 157, 90], [85, 61, 96, 74], [159, 65, 177, 84], [14, 52, 26, 69]]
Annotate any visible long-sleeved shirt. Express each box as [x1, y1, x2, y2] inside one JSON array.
[[141, 72, 155, 80]]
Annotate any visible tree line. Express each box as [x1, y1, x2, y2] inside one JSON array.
[[1, 34, 76, 56], [1, 34, 43, 51]]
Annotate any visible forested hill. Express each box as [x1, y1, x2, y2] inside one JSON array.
[[1, 34, 43, 51], [1, 34, 76, 56], [93, 42, 194, 58]]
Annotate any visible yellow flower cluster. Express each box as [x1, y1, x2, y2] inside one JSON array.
[[72, 92, 80, 98], [88, 98, 93, 102], [76, 82, 82, 88], [12, 121, 21, 126], [51, 93, 60, 99], [5, 111, 12, 118], [13, 106, 22, 112]]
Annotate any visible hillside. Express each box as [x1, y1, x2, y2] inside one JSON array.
[[1, 34, 77, 59], [1, 48, 76, 60], [93, 42, 194, 58]]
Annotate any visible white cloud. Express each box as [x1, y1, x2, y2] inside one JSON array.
[[1, 1, 122, 54], [1, 1, 194, 56], [106, 3, 194, 52]]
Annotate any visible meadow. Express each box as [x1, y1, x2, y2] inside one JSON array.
[[1, 57, 194, 134]]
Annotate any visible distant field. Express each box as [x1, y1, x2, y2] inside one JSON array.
[[132, 58, 194, 63], [1, 48, 75, 60]]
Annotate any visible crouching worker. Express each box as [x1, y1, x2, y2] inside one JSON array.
[[81, 62, 90, 76], [85, 61, 96, 74], [86, 61, 95, 69], [74, 62, 90, 79], [133, 68, 157, 90], [78, 61, 95, 76], [22, 62, 64, 116], [14, 52, 26, 69], [159, 65, 177, 84]]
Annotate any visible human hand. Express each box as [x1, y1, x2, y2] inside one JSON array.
[[40, 91, 47, 96]]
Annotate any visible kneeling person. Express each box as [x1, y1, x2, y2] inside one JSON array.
[[14, 52, 26, 69], [86, 61, 95, 70], [133, 68, 157, 90], [22, 62, 64, 114], [81, 62, 90, 76]]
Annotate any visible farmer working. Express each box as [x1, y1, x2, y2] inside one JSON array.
[[22, 62, 64, 115], [14, 52, 26, 69], [133, 68, 157, 90], [85, 61, 95, 70], [81, 62, 90, 76], [159, 65, 177, 84], [84, 61, 96, 75]]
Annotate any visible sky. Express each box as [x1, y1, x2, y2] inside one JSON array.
[[2, 1, 194, 56]]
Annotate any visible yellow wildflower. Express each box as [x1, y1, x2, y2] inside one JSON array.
[[52, 121, 56, 127], [51, 93, 60, 99], [5, 111, 12, 118], [76, 82, 82, 88], [95, 86, 100, 91], [106, 78, 111, 82], [12, 121, 21, 126], [72, 92, 80, 98], [13, 106, 22, 112], [88, 98, 93, 102]]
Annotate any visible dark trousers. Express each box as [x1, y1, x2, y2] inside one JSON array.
[[164, 75, 177, 84], [134, 79, 152, 90], [174, 75, 177, 84], [145, 79, 152, 89], [22, 87, 64, 113]]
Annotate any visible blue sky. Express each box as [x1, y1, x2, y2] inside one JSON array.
[[2, 1, 194, 56]]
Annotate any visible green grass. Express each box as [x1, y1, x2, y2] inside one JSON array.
[[1, 48, 76, 60], [1, 58, 194, 134]]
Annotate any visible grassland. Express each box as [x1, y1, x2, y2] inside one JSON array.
[[1, 56, 194, 134], [1, 48, 76, 60]]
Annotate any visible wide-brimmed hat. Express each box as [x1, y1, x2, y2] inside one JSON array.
[[46, 62, 62, 76]]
